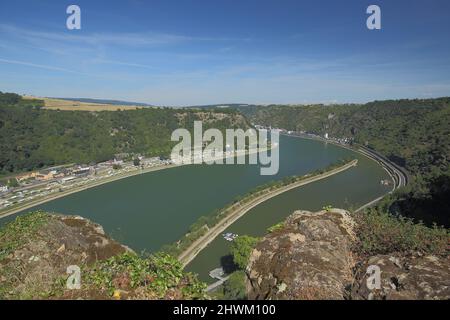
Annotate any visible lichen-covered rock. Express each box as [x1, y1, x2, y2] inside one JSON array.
[[0, 212, 207, 300], [246, 209, 355, 300], [0, 213, 130, 299], [350, 254, 450, 300]]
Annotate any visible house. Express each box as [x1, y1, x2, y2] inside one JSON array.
[[16, 172, 38, 182], [114, 153, 130, 160], [0, 182, 8, 193], [140, 157, 161, 166], [100, 159, 124, 167], [113, 159, 124, 165], [54, 172, 66, 179], [60, 176, 76, 184], [36, 169, 57, 181], [73, 166, 92, 177]]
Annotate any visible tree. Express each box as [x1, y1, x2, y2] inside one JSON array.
[[133, 158, 140, 166], [222, 271, 247, 300], [7, 178, 19, 188], [230, 235, 259, 270]]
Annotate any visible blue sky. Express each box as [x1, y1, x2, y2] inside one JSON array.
[[0, 0, 449, 106]]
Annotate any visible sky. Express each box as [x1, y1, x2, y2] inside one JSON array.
[[0, 0, 449, 106]]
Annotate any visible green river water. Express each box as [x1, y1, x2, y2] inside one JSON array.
[[2, 135, 391, 282]]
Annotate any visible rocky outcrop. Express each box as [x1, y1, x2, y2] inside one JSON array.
[[245, 208, 450, 300], [0, 213, 130, 299], [246, 209, 355, 299], [350, 254, 450, 300], [1, 212, 207, 300]]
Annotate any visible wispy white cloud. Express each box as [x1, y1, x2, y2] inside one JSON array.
[[0, 23, 251, 75], [0, 19, 448, 106], [0, 24, 247, 49], [0, 57, 89, 75], [90, 58, 157, 70]]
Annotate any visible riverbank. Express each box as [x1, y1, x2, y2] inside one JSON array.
[[2, 131, 398, 222], [284, 133, 407, 188], [178, 159, 358, 267], [0, 163, 180, 219], [283, 133, 409, 212], [0, 145, 274, 220]]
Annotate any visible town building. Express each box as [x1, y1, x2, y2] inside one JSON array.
[[72, 166, 92, 177], [36, 169, 58, 181], [0, 182, 9, 193], [16, 172, 38, 182]]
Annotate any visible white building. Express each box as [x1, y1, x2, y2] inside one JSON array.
[[60, 176, 76, 184]]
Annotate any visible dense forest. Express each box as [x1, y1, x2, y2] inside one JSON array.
[[0, 92, 250, 175], [234, 98, 450, 227]]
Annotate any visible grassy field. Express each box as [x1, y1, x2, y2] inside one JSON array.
[[23, 96, 145, 111]]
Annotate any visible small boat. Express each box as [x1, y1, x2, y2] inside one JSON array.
[[222, 232, 238, 241]]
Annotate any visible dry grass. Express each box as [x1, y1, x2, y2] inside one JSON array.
[[23, 96, 144, 111]]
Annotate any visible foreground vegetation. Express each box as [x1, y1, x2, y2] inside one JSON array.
[[0, 211, 50, 261], [82, 252, 206, 300], [212, 236, 259, 300], [353, 208, 449, 257], [220, 206, 450, 300], [0, 211, 206, 299], [229, 235, 260, 270]]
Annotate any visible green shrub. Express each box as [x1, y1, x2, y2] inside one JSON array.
[[267, 221, 284, 233], [353, 208, 449, 256], [222, 271, 247, 300], [230, 235, 259, 269], [0, 211, 50, 261], [84, 251, 206, 299]]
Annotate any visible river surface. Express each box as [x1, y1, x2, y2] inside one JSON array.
[[2, 135, 391, 282]]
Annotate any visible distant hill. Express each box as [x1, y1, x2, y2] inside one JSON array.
[[234, 97, 450, 227], [185, 103, 252, 109], [50, 97, 154, 107], [0, 92, 250, 174], [234, 98, 450, 179]]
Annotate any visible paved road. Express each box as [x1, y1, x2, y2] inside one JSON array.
[[354, 146, 409, 212], [357, 145, 408, 189], [284, 133, 408, 189], [283, 132, 409, 212], [206, 275, 231, 292]]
